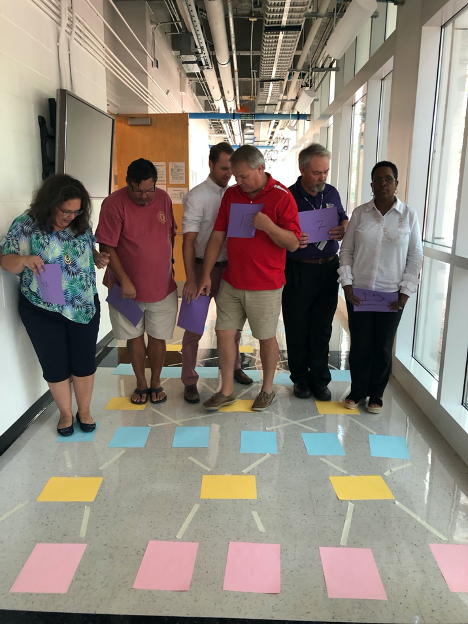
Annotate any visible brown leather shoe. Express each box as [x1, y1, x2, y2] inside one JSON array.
[[203, 392, 236, 411], [184, 384, 200, 404], [252, 390, 276, 411], [234, 369, 253, 385]]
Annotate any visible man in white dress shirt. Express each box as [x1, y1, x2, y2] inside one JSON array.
[[181, 143, 253, 403]]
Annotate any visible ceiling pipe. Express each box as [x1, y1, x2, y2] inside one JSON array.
[[227, 0, 241, 110], [324, 0, 378, 60], [203, 0, 236, 112], [189, 113, 309, 120], [283, 0, 331, 113]]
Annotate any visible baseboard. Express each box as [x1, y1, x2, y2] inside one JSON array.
[[0, 331, 114, 456]]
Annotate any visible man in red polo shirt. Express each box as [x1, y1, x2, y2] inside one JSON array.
[[96, 159, 177, 406], [197, 145, 301, 411]]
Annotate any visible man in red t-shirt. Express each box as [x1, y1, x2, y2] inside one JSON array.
[[96, 159, 177, 405], [197, 145, 301, 411]]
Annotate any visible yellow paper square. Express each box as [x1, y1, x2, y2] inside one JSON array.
[[37, 477, 103, 502], [219, 399, 255, 413], [315, 401, 360, 415], [200, 475, 257, 499], [166, 344, 182, 351], [239, 346, 254, 353], [330, 475, 394, 500], [105, 397, 147, 410]]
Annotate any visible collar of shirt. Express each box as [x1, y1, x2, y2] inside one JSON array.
[[204, 175, 226, 196], [233, 173, 277, 202], [365, 196, 404, 214]]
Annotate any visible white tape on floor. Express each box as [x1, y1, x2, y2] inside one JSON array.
[[63, 450, 72, 469], [340, 502, 354, 546], [176, 503, 200, 540], [348, 416, 377, 435], [384, 462, 413, 476], [251, 511, 266, 533], [0, 501, 29, 523], [242, 453, 271, 474], [99, 450, 126, 471], [319, 458, 348, 474], [150, 407, 182, 426], [395, 500, 448, 540], [188, 457, 211, 471], [79, 506, 90, 538]]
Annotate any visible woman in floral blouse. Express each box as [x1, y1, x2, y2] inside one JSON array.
[[1, 174, 109, 436]]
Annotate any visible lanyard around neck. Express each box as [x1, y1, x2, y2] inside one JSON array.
[[296, 183, 323, 210]]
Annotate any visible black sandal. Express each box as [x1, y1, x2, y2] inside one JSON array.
[[149, 386, 167, 404], [130, 388, 149, 405], [367, 397, 383, 414]]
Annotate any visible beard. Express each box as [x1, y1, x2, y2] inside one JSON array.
[[312, 180, 326, 193]]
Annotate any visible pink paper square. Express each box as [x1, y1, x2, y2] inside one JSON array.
[[320, 547, 387, 600], [10, 543, 87, 593], [223, 542, 281, 593], [430, 544, 468, 592], [133, 541, 199, 591]]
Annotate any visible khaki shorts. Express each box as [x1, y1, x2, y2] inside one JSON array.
[[109, 289, 178, 340], [215, 280, 283, 340]]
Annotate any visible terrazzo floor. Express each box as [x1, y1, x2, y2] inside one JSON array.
[[1, 300, 468, 623]]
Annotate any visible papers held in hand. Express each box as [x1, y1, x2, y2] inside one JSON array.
[[106, 284, 144, 326], [177, 295, 210, 335], [36, 264, 66, 305], [227, 203, 264, 238], [299, 207, 339, 243], [352, 288, 399, 312]]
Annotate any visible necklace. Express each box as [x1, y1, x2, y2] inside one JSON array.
[[372, 203, 404, 243], [64, 253, 72, 265]]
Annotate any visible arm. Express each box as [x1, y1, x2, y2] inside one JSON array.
[[338, 213, 361, 306], [99, 243, 136, 299], [92, 248, 110, 269], [251, 212, 299, 251], [196, 230, 227, 297], [390, 212, 423, 310], [182, 232, 198, 302], [329, 218, 349, 241], [0, 253, 44, 276]]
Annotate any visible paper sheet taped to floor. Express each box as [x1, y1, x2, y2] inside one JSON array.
[[330, 476, 394, 500], [316, 401, 360, 415], [105, 397, 147, 411], [219, 400, 255, 413], [200, 475, 257, 499], [37, 477, 103, 502]]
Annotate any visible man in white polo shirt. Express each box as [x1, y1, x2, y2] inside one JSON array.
[[181, 143, 253, 403]]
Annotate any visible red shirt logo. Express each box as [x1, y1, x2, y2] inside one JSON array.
[[158, 211, 167, 224]]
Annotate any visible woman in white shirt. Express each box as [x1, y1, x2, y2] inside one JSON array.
[[338, 161, 423, 413]]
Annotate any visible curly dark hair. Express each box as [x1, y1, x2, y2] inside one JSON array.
[[126, 159, 158, 185], [28, 174, 92, 236], [371, 161, 398, 181]]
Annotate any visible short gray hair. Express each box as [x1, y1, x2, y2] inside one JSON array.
[[230, 145, 265, 169], [298, 143, 331, 169]]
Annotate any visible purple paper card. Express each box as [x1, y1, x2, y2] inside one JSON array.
[[36, 264, 66, 305], [299, 208, 339, 243], [177, 295, 210, 335], [353, 288, 399, 312], [227, 203, 264, 238], [106, 284, 144, 326]]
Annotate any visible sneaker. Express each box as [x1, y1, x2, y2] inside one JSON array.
[[252, 390, 276, 411], [234, 369, 254, 385], [184, 384, 200, 404], [203, 392, 236, 411]]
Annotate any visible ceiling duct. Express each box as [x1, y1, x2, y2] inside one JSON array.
[[257, 0, 310, 114], [203, 0, 236, 112], [324, 0, 378, 60]]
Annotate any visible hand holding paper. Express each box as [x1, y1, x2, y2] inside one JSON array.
[[352, 288, 399, 312], [227, 203, 264, 238], [106, 284, 144, 326], [36, 264, 66, 305]]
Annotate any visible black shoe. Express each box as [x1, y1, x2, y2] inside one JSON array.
[[311, 384, 331, 401], [57, 416, 74, 437], [184, 384, 200, 404], [293, 381, 311, 399], [76, 412, 96, 432]]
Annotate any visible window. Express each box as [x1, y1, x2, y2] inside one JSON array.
[[327, 122, 333, 154], [348, 95, 367, 213], [413, 257, 450, 379], [385, 4, 397, 38], [377, 71, 392, 161], [425, 8, 468, 250]]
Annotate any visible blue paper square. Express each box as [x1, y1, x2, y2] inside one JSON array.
[[56, 423, 99, 442], [241, 431, 277, 454], [330, 369, 351, 382], [273, 372, 293, 386], [112, 363, 134, 375], [195, 367, 219, 379], [108, 427, 151, 448], [369, 434, 410, 460], [301, 432, 345, 456], [172, 426, 210, 448]]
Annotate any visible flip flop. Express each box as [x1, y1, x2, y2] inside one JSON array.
[[149, 386, 167, 404], [130, 388, 149, 405]]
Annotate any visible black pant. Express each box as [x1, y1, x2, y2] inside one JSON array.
[[282, 256, 339, 386], [346, 300, 403, 399], [19, 293, 101, 383]]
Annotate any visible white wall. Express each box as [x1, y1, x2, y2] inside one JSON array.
[[0, 0, 109, 438]]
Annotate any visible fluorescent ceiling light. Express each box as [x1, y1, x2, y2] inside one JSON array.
[[324, 0, 377, 60]]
